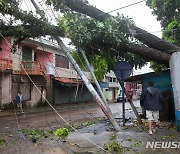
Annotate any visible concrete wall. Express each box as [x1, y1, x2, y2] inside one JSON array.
[[11, 75, 46, 107], [0, 73, 12, 105], [54, 67, 91, 80], [170, 52, 180, 131], [11, 45, 22, 71], [31, 85, 42, 106], [36, 49, 54, 65], [0, 38, 11, 59]]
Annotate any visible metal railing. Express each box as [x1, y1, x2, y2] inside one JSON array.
[[0, 58, 12, 70], [21, 61, 45, 75]]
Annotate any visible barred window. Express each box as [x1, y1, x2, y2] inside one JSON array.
[[55, 54, 69, 68]]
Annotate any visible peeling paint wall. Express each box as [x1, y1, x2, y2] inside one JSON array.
[[0, 73, 11, 105]]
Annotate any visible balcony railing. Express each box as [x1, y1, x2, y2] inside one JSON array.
[[0, 58, 12, 70], [21, 61, 45, 75]]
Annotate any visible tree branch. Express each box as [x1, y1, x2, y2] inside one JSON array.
[[63, 0, 180, 54]]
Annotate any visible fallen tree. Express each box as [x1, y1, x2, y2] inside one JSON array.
[[1, 0, 179, 66]]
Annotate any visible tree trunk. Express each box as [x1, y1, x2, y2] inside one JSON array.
[[64, 0, 180, 54], [119, 43, 171, 64]]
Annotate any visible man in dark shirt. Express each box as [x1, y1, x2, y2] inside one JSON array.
[[140, 81, 163, 134], [16, 92, 24, 113]]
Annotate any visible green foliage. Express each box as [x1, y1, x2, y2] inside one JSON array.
[[72, 50, 108, 81], [57, 12, 135, 47], [23, 129, 47, 143], [104, 141, 123, 152], [57, 11, 146, 69], [0, 137, 6, 146], [0, 0, 64, 45], [162, 19, 180, 45], [71, 51, 87, 70], [89, 54, 108, 81], [150, 61, 168, 72], [1, 0, 147, 69], [146, 0, 180, 70], [146, 0, 180, 27], [54, 128, 70, 138], [146, 0, 180, 45]]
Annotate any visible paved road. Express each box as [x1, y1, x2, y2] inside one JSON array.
[[0, 100, 141, 133]]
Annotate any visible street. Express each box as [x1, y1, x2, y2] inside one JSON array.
[[0, 100, 179, 154], [0, 100, 141, 133]]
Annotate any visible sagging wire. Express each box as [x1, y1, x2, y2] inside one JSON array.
[[37, 37, 101, 124], [20, 62, 111, 154], [1, 21, 110, 152], [12, 100, 26, 140]]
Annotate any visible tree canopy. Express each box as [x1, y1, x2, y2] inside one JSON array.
[[146, 0, 180, 71], [0, 0, 180, 73], [146, 0, 180, 45]]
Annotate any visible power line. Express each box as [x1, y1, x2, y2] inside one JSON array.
[[0, 32, 110, 153], [105, 0, 146, 14]]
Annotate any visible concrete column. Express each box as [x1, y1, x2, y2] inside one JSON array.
[[169, 52, 180, 131]]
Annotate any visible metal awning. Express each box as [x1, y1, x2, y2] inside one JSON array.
[[54, 77, 83, 86], [54, 77, 95, 86]]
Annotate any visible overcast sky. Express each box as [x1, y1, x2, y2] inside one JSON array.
[[88, 0, 158, 74], [89, 0, 162, 38], [25, 0, 156, 74]]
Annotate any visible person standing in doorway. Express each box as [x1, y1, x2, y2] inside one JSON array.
[[140, 81, 163, 135], [16, 92, 24, 113]]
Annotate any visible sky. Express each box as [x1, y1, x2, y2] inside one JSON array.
[[89, 0, 162, 38], [22, 0, 158, 74], [89, 0, 159, 74]]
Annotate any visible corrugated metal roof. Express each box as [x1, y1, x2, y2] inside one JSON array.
[[54, 77, 82, 84]]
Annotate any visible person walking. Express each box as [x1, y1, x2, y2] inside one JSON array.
[[16, 92, 24, 113], [140, 81, 163, 135]]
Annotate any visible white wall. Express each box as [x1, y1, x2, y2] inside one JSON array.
[[0, 74, 11, 104], [170, 52, 180, 110]]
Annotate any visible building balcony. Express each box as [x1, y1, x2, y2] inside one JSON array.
[[0, 58, 12, 70], [21, 61, 45, 75]]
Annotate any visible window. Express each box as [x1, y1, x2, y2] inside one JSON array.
[[22, 46, 32, 61], [55, 54, 69, 68], [109, 77, 113, 82], [113, 78, 116, 82]]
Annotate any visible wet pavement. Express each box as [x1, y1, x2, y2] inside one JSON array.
[[0, 100, 180, 153], [0, 101, 141, 133]]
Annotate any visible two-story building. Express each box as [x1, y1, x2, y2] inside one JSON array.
[[0, 37, 95, 108], [102, 70, 121, 102], [0, 38, 12, 108]]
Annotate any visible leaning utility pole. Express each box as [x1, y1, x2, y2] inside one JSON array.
[[30, 0, 120, 131], [55, 38, 120, 131], [79, 49, 113, 114]]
